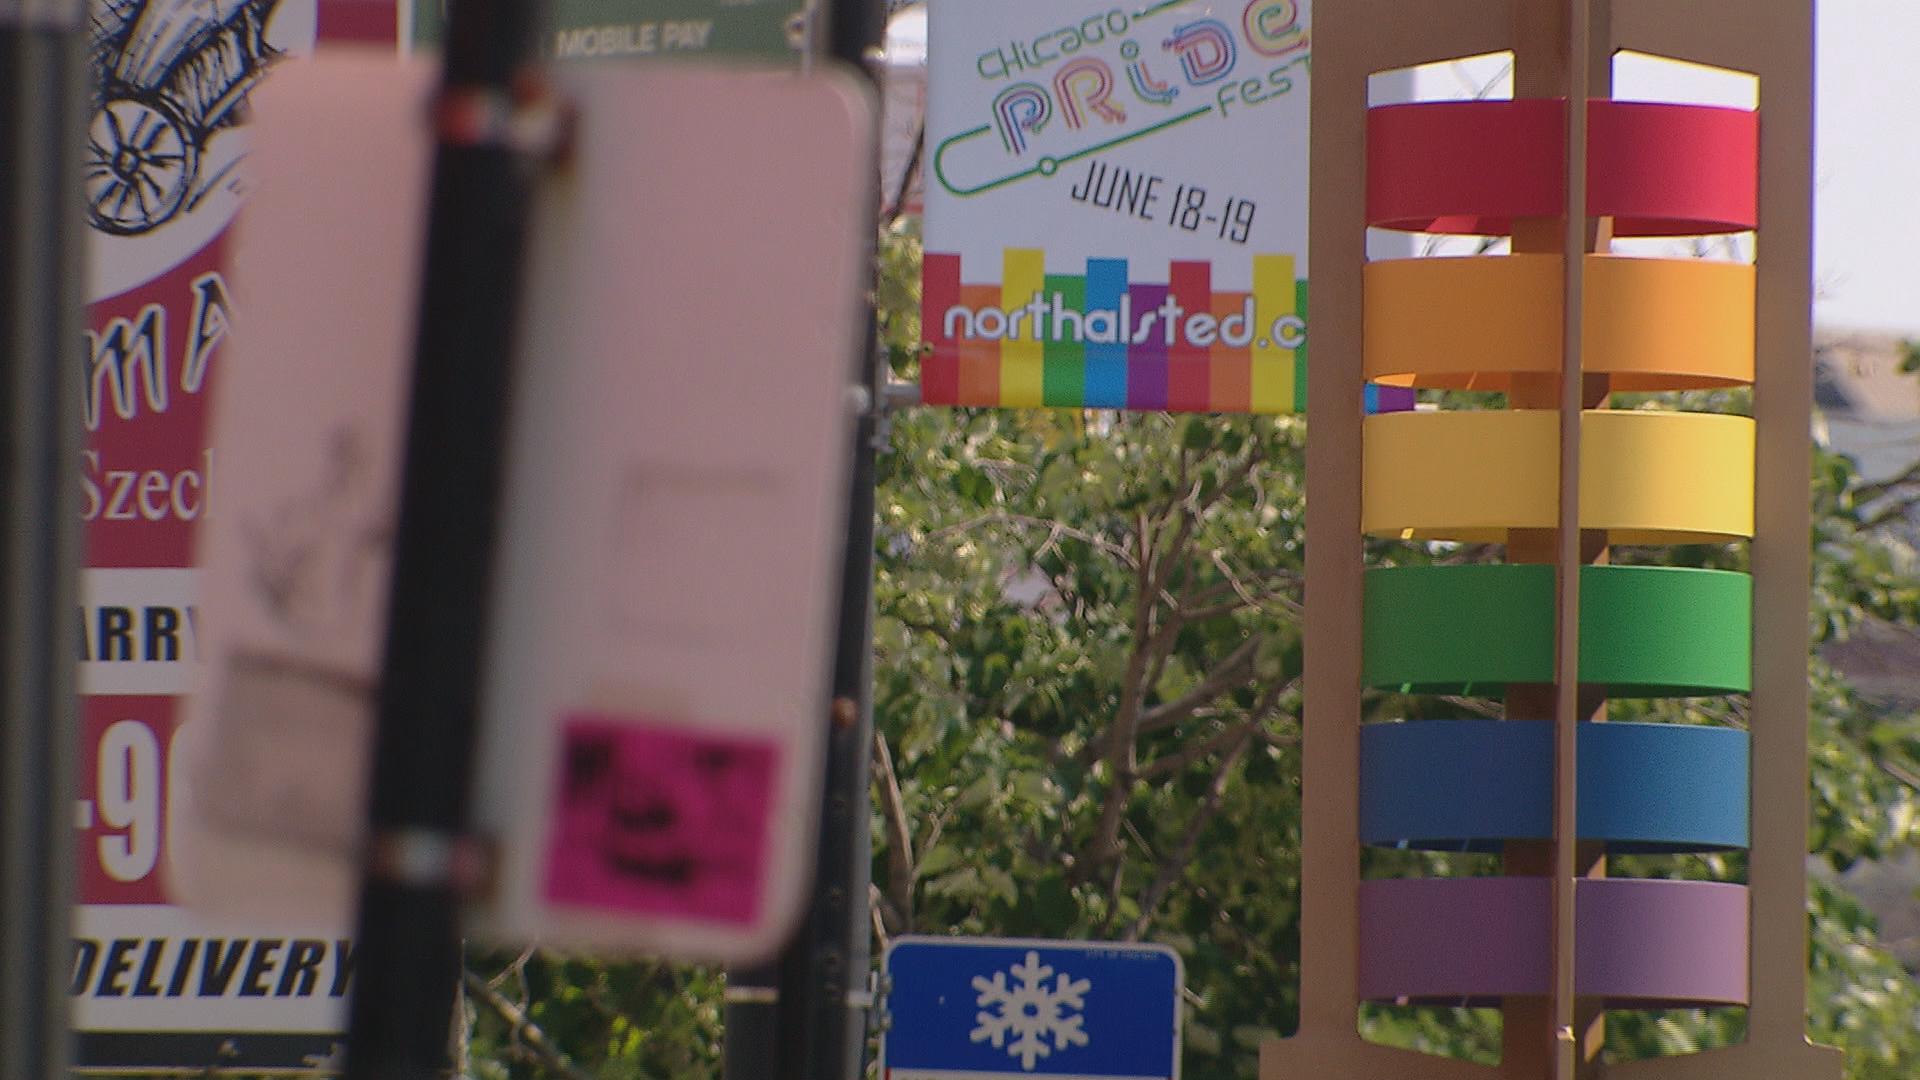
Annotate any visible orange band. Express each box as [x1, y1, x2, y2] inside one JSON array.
[[1365, 255, 1755, 391]]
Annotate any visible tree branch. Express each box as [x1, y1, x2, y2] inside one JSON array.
[[870, 882, 902, 949], [1125, 728, 1254, 941], [1852, 457, 1920, 504], [1139, 719, 1260, 782], [931, 511, 1137, 565], [1862, 495, 1920, 531], [871, 731, 916, 933], [1881, 757, 1920, 795], [1135, 635, 1264, 735], [1192, 442, 1266, 518], [884, 123, 924, 228], [463, 969, 596, 1080], [1079, 517, 1158, 880]]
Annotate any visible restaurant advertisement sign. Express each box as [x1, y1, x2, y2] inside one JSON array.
[[76, 0, 353, 1069]]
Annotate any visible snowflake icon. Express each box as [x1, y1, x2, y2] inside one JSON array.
[[969, 950, 1092, 1070]]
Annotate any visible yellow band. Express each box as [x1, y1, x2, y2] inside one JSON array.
[[1362, 410, 1755, 544], [1364, 255, 1756, 391]]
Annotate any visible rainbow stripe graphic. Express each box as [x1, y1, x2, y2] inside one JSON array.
[[923, 249, 1415, 414]]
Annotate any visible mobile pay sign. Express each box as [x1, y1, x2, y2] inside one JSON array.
[[172, 56, 874, 966]]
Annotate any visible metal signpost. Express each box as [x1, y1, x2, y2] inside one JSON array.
[[720, 1, 885, 1078], [0, 0, 86, 1076], [881, 938, 1183, 1080]]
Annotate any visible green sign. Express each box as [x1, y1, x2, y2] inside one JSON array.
[[412, 0, 808, 64]]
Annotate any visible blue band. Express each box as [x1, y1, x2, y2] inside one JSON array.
[[1360, 720, 1749, 853]]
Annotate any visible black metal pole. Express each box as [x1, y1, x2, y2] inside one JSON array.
[[0, 0, 85, 1075], [723, 1, 887, 1077], [342, 0, 544, 1076]]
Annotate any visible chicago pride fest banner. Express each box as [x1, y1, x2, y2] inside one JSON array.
[[922, 0, 1406, 414]]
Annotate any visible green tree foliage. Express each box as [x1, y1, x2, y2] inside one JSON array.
[[454, 224, 1920, 1079]]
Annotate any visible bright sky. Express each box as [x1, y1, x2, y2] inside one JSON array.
[[1812, 0, 1920, 334]]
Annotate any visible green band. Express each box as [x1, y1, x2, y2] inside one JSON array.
[[1363, 565, 1751, 697]]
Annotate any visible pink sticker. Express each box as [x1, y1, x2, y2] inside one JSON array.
[[543, 715, 778, 926]]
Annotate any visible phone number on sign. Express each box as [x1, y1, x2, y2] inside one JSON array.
[[77, 698, 176, 907]]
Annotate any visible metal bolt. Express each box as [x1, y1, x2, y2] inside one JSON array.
[[831, 696, 858, 728]]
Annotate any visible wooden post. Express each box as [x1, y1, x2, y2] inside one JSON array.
[[1605, 4, 1835, 1075], [1263, 3, 1508, 1077]]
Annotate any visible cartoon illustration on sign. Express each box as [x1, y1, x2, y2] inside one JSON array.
[[85, 0, 314, 300], [87, 0, 290, 236]]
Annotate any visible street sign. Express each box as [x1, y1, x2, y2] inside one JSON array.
[[411, 0, 807, 64], [882, 937, 1183, 1080]]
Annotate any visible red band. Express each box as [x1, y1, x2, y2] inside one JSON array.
[[1368, 99, 1758, 236]]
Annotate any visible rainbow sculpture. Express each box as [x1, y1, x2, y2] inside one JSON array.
[[1268, 1, 1842, 1078]]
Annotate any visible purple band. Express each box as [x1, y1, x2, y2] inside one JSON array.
[[1358, 878, 1749, 1006], [1576, 879, 1750, 1005]]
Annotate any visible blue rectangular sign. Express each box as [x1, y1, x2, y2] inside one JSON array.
[[881, 937, 1182, 1079]]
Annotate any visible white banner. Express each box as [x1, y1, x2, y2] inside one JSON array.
[[920, 0, 1314, 413]]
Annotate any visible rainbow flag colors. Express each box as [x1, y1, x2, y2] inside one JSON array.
[[1345, 94, 1767, 1013], [921, 249, 1417, 415]]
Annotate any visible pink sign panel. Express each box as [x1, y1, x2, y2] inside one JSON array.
[[543, 715, 779, 926]]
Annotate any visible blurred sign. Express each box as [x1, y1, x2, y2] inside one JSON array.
[[410, 0, 806, 63], [170, 53, 429, 929], [882, 938, 1183, 1079], [921, 0, 1336, 414], [178, 56, 874, 967], [469, 62, 872, 965]]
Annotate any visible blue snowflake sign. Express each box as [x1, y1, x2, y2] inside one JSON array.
[[881, 937, 1183, 1079]]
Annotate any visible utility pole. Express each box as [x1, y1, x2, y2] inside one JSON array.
[[341, 0, 547, 1074], [723, 0, 887, 1077], [0, 0, 86, 1074]]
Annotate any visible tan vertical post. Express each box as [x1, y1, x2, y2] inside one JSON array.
[[1498, 7, 1562, 1078], [1550, 2, 1593, 1076], [1264, 2, 1508, 1078], [1605, 2, 1838, 1075], [1505, 2, 1610, 1077]]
